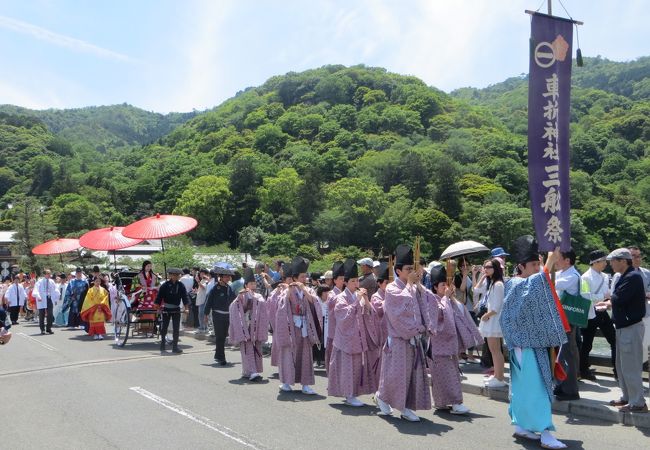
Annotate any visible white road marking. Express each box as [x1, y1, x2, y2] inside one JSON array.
[[129, 386, 267, 450], [17, 332, 57, 351]]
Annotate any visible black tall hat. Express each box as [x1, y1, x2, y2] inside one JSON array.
[[376, 262, 389, 281], [243, 267, 255, 284], [430, 264, 447, 287], [395, 244, 414, 266], [332, 261, 345, 278], [343, 258, 358, 280], [290, 256, 309, 276], [281, 262, 293, 279], [512, 235, 540, 265]]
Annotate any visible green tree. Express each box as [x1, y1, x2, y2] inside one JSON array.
[[261, 233, 297, 256], [253, 124, 288, 155], [173, 175, 231, 243]]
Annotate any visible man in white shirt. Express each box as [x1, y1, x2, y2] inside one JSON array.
[[3, 276, 26, 325], [34, 269, 61, 335], [579, 250, 615, 380], [554, 249, 581, 401]]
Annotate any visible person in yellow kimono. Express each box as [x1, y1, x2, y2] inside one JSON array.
[[81, 277, 112, 340]]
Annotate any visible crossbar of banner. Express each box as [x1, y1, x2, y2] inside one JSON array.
[[524, 10, 584, 26]]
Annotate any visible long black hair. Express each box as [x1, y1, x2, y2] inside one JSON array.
[[486, 258, 504, 289], [141, 260, 152, 274]]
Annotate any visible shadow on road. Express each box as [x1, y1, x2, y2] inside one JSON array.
[[433, 409, 494, 423], [329, 402, 378, 416], [228, 377, 270, 385], [276, 391, 327, 402], [378, 415, 453, 436], [513, 436, 585, 449]]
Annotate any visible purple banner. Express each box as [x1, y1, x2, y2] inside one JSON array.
[[528, 13, 573, 252]]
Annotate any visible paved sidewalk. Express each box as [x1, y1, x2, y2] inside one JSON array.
[[458, 361, 650, 429]]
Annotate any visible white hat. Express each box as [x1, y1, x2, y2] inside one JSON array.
[[372, 260, 381, 268], [357, 257, 374, 267]]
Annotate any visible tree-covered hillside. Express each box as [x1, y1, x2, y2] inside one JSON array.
[[1, 58, 648, 266], [0, 104, 197, 150]]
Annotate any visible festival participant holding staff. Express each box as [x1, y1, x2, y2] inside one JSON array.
[[374, 244, 432, 422], [229, 267, 269, 381], [328, 259, 381, 407], [427, 265, 471, 415], [325, 261, 345, 373], [371, 262, 390, 350], [275, 257, 320, 394], [500, 236, 569, 449]]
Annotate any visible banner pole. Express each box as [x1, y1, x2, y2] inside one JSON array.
[[547, 0, 552, 15]]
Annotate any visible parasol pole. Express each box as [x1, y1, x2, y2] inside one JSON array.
[[160, 238, 167, 279]]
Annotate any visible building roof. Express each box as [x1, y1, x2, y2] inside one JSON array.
[[0, 231, 16, 243]]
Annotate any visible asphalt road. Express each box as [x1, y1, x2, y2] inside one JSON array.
[[3, 322, 648, 450]]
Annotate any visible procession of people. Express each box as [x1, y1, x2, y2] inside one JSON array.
[[3, 238, 649, 450]]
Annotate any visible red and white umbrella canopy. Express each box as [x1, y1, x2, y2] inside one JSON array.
[[122, 213, 198, 240], [79, 226, 143, 251], [32, 238, 81, 255]]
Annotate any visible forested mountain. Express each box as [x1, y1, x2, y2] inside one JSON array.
[[0, 104, 198, 150], [1, 57, 648, 267]]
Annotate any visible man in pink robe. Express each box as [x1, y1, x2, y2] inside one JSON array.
[[268, 265, 293, 369], [275, 257, 321, 395], [426, 265, 471, 414], [328, 259, 382, 406], [325, 261, 346, 374], [375, 244, 432, 422], [229, 268, 269, 381], [371, 262, 390, 349]]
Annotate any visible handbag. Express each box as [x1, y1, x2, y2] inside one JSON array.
[[559, 292, 591, 328]]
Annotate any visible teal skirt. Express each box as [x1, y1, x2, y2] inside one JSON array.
[[509, 348, 555, 432]]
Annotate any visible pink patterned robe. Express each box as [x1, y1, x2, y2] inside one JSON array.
[[453, 300, 483, 352], [377, 279, 432, 412], [275, 287, 320, 385], [426, 291, 464, 408], [325, 286, 342, 374], [267, 286, 284, 367], [328, 288, 382, 398], [228, 292, 269, 377]]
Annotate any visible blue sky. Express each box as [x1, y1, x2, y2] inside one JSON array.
[[0, 0, 647, 113]]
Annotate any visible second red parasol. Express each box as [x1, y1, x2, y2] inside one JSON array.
[[121, 213, 197, 240], [79, 226, 143, 251]]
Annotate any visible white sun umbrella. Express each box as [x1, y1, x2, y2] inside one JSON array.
[[439, 240, 489, 260]]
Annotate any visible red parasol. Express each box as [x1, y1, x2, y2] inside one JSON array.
[[32, 238, 81, 255], [79, 226, 143, 251], [80, 227, 144, 271], [122, 213, 198, 240], [122, 213, 198, 275]]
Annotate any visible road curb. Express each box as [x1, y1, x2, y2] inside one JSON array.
[[460, 381, 650, 429]]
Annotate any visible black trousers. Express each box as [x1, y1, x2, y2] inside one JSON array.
[[38, 298, 54, 332], [161, 309, 181, 346], [9, 306, 20, 323], [212, 313, 229, 361], [579, 310, 616, 374], [557, 325, 580, 396]]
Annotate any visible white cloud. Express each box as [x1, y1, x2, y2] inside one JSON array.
[[167, 0, 236, 111], [0, 14, 134, 63]]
